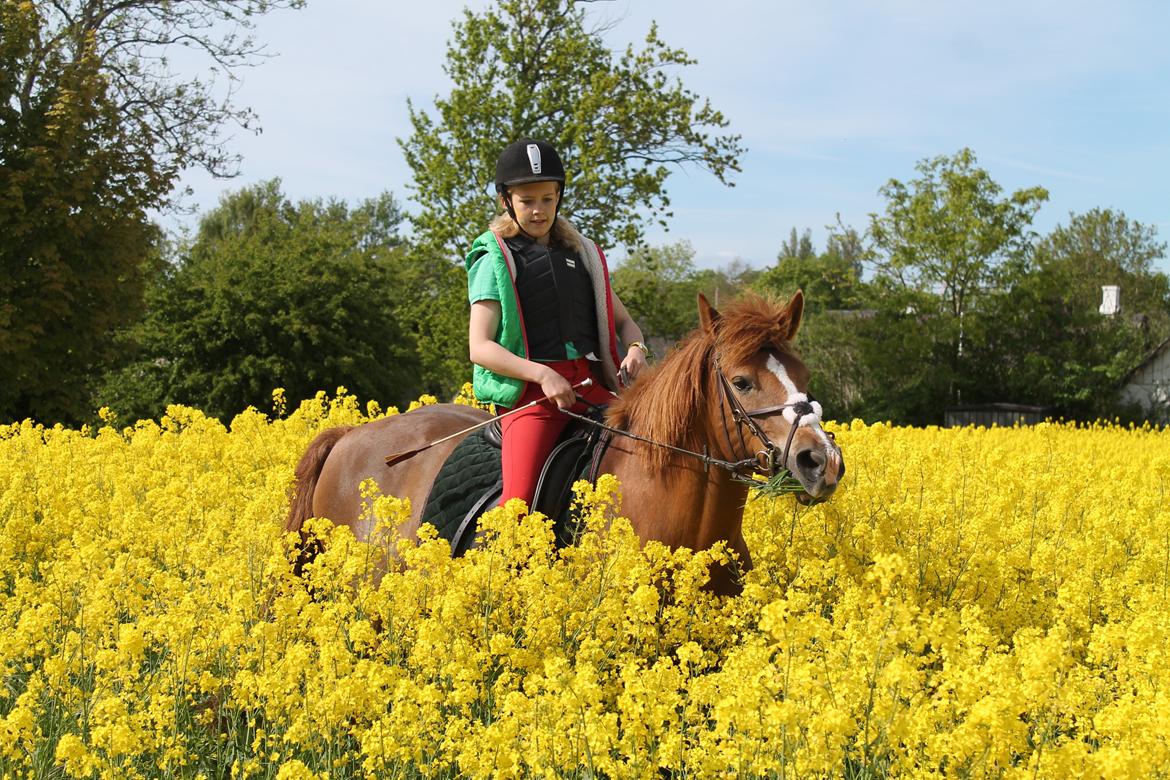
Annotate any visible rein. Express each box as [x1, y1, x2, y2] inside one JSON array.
[[557, 407, 759, 475], [557, 354, 825, 479]]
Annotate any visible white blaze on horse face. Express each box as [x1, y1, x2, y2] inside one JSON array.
[[765, 354, 832, 446]]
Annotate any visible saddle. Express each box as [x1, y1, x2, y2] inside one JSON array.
[[419, 409, 609, 556]]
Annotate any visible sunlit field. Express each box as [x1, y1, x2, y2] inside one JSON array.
[[2, 391, 1168, 779]]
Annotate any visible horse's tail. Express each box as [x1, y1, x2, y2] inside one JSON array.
[[285, 425, 354, 534]]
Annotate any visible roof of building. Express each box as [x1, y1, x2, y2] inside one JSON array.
[[1122, 336, 1170, 386]]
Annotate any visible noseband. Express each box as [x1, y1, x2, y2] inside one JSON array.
[[557, 353, 837, 481], [714, 356, 827, 477]]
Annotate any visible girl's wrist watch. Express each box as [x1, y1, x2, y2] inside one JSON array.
[[627, 341, 653, 360]]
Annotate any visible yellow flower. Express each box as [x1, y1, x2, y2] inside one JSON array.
[[275, 759, 320, 780], [54, 733, 96, 778], [3, 396, 1170, 776]]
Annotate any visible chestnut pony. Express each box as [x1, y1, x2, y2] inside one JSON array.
[[285, 292, 844, 595]]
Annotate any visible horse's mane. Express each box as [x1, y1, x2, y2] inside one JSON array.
[[606, 293, 801, 467]]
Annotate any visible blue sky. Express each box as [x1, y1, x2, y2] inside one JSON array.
[[173, 0, 1170, 271]]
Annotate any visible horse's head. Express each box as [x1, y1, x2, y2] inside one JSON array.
[[700, 290, 845, 502]]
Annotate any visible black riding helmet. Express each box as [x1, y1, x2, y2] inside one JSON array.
[[494, 139, 566, 235]]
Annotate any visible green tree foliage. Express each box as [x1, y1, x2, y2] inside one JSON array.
[[779, 228, 816, 262], [755, 226, 867, 312], [968, 210, 1169, 418], [97, 181, 422, 422], [395, 245, 475, 399], [1, 3, 164, 422], [851, 288, 954, 424], [749, 227, 873, 421], [0, 0, 301, 423], [779, 311, 863, 421], [401, 0, 744, 257], [608, 243, 761, 354], [866, 149, 1048, 407], [27, 0, 305, 184], [800, 208, 1168, 425], [692, 260, 760, 312], [781, 287, 951, 426], [1034, 208, 1169, 340], [611, 241, 703, 342], [868, 150, 1048, 318]]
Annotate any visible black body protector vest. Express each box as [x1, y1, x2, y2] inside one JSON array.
[[505, 235, 600, 361]]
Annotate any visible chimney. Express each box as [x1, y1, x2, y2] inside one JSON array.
[[1099, 285, 1120, 316]]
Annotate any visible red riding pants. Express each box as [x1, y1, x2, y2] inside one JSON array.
[[498, 357, 614, 507]]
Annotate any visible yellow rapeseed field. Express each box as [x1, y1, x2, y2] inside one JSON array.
[[1, 389, 1168, 779]]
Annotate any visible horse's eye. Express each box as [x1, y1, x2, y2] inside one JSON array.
[[731, 377, 752, 392]]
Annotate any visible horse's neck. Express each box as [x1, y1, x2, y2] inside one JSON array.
[[601, 441, 751, 552], [599, 361, 751, 549]]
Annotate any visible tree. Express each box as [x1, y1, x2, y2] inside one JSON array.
[[779, 228, 816, 261], [754, 226, 867, 312], [394, 244, 475, 399], [826, 223, 865, 268], [968, 210, 1169, 418], [401, 0, 744, 257], [0, 0, 302, 423], [866, 149, 1048, 404], [1034, 208, 1169, 339], [97, 181, 422, 422], [20, 0, 305, 185], [693, 260, 759, 311], [749, 227, 874, 421], [611, 241, 703, 342], [1, 3, 163, 422]]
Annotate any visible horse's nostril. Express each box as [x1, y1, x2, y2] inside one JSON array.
[[795, 449, 823, 474]]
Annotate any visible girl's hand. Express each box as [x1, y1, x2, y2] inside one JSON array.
[[620, 345, 649, 386], [538, 366, 575, 409]]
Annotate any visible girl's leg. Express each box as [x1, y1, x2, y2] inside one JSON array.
[[497, 358, 614, 507], [498, 371, 572, 507]]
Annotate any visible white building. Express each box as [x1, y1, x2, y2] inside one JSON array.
[[1119, 338, 1170, 421]]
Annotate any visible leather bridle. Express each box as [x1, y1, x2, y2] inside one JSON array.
[[562, 352, 836, 481], [713, 355, 830, 477]]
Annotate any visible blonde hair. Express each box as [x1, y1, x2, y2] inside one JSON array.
[[489, 212, 578, 249]]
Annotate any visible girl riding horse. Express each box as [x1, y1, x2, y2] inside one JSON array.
[[286, 288, 844, 595], [467, 139, 649, 508]]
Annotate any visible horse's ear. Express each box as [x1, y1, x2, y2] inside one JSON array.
[[698, 292, 721, 333], [783, 290, 805, 340]]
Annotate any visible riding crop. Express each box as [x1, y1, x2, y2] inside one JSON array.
[[383, 378, 594, 468]]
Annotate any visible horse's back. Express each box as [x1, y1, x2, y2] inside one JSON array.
[[313, 404, 492, 539]]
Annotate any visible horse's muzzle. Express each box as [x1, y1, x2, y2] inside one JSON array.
[[789, 435, 845, 501]]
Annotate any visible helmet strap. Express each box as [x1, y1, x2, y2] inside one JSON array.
[[501, 191, 536, 241]]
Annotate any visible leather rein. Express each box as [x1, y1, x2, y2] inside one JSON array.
[[558, 354, 828, 479]]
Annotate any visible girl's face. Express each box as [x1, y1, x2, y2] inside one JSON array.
[[502, 181, 560, 243]]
